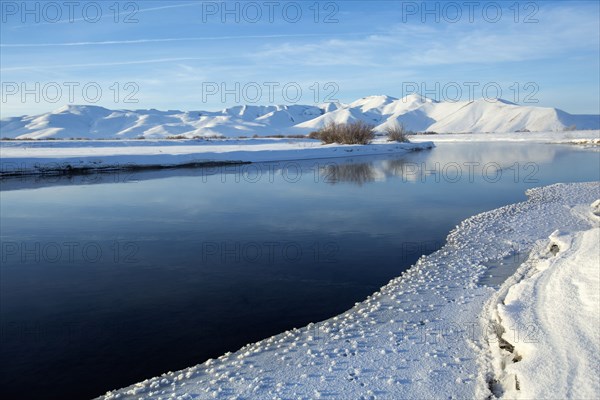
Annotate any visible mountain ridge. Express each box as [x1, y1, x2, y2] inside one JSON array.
[[1, 95, 598, 139]]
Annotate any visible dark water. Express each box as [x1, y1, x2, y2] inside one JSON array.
[[1, 142, 598, 399]]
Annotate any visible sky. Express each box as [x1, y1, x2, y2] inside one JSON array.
[[1, 0, 599, 117]]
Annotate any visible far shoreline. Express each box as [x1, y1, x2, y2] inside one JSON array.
[[0, 139, 434, 177]]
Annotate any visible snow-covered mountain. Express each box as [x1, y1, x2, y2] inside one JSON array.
[[1, 95, 598, 139]]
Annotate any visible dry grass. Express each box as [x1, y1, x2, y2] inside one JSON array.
[[166, 135, 188, 140], [252, 134, 314, 139]]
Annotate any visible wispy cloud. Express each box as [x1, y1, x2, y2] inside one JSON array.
[[10, 2, 197, 29], [1, 33, 371, 48], [252, 6, 599, 68], [1, 1, 597, 116], [1, 57, 217, 72]]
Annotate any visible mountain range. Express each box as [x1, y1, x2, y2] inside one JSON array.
[[1, 94, 598, 139]]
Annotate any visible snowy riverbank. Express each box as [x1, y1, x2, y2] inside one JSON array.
[[98, 181, 599, 400], [482, 200, 600, 399], [0, 138, 432, 176]]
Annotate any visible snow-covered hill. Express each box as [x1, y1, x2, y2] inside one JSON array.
[[2, 95, 598, 139]]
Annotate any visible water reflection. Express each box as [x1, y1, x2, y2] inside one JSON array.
[[4, 142, 591, 191]]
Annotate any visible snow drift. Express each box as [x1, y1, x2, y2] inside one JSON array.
[[482, 199, 600, 399], [2, 95, 598, 139]]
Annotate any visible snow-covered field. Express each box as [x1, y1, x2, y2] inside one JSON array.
[[98, 182, 600, 400], [0, 138, 433, 176], [2, 95, 599, 139]]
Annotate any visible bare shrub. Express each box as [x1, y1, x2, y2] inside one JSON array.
[[308, 131, 321, 140], [311, 121, 375, 145], [385, 123, 411, 142]]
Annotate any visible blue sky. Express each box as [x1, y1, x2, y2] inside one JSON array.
[[1, 0, 599, 116]]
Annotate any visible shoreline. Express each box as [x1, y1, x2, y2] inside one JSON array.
[[99, 181, 600, 399], [0, 140, 433, 177]]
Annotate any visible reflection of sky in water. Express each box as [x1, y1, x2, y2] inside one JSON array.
[[0, 142, 599, 399]]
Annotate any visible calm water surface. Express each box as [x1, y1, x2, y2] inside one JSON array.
[[1, 142, 598, 399]]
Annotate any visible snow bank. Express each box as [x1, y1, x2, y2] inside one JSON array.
[[483, 201, 600, 399], [98, 182, 600, 400], [0, 139, 433, 176]]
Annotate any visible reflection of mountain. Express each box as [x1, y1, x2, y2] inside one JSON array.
[[318, 142, 562, 185], [3, 95, 599, 139], [421, 142, 559, 167]]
